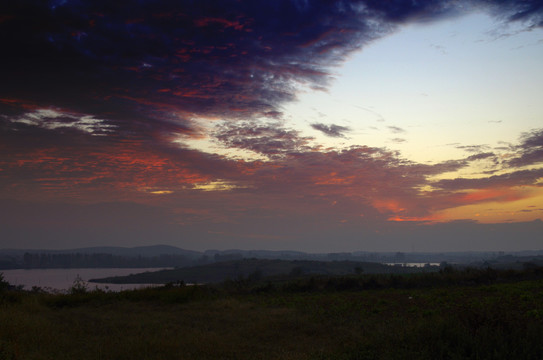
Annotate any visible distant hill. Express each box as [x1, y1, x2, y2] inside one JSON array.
[[0, 245, 203, 269], [2, 245, 543, 270], [0, 245, 201, 258], [89, 258, 436, 284], [67, 245, 202, 258]]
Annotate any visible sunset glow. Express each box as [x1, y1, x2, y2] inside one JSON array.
[[1, 0, 542, 252]]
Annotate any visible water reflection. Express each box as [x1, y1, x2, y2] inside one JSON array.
[[1, 268, 168, 292]]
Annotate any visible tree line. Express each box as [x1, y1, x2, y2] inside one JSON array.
[[20, 252, 194, 269]]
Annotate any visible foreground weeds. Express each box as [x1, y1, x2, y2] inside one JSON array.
[[1, 268, 543, 359]]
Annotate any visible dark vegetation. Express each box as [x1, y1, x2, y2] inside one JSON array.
[[2, 267, 543, 359], [19, 252, 193, 269], [0, 245, 201, 269], [89, 258, 438, 285], [3, 245, 542, 270]]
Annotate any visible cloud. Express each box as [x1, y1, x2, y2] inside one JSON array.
[[0, 125, 249, 202], [0, 0, 389, 134], [484, 0, 543, 27], [2, 0, 542, 138], [388, 125, 406, 134], [507, 129, 543, 168], [2, 1, 543, 250], [466, 152, 496, 161], [434, 168, 543, 191], [455, 144, 491, 153], [213, 122, 314, 159], [6, 108, 115, 136], [311, 123, 351, 138], [5, 110, 536, 227]]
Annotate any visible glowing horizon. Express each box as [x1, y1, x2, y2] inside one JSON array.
[[1, 1, 542, 252]]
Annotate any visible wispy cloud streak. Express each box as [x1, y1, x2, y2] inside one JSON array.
[[311, 123, 351, 138]]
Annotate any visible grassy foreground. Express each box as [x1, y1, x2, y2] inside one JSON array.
[[1, 268, 543, 359]]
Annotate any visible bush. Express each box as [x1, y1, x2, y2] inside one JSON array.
[[69, 275, 88, 295], [0, 273, 10, 292]]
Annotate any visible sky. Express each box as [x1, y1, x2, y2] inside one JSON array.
[[1, 0, 543, 252]]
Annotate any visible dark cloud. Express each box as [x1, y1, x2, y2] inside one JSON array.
[[507, 129, 543, 168], [2, 0, 542, 136], [311, 123, 351, 138], [0, 0, 387, 133], [466, 152, 496, 161], [484, 0, 543, 27], [388, 125, 406, 134], [214, 122, 313, 159], [434, 168, 543, 191], [403, 158, 470, 177], [359, 0, 462, 23], [455, 144, 491, 153]]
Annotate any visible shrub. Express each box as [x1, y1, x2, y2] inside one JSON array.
[[69, 275, 88, 295], [0, 273, 10, 292]]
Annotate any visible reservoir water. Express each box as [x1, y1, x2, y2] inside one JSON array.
[[384, 262, 440, 267], [1, 268, 168, 292]]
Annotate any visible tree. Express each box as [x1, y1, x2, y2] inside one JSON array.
[[69, 274, 88, 294], [0, 273, 10, 292]]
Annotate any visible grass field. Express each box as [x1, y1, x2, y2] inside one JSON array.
[[1, 268, 543, 359]]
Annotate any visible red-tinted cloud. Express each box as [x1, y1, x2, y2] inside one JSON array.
[[1, 1, 543, 250]]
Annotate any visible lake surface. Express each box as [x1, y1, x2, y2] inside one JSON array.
[[384, 262, 440, 267], [1, 268, 169, 292]]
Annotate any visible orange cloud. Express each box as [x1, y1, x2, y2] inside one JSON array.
[[1, 136, 214, 202], [457, 187, 529, 204], [388, 214, 441, 222], [436, 186, 543, 224], [372, 199, 405, 214], [313, 172, 355, 185]]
